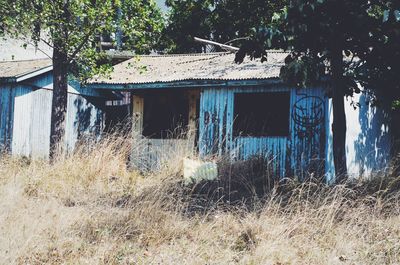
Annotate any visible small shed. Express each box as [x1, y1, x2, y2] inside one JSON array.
[[89, 52, 330, 176], [0, 59, 106, 158]]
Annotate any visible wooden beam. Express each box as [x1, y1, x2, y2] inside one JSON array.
[[187, 90, 200, 149], [130, 94, 145, 170], [86, 78, 284, 91], [132, 94, 144, 137], [194, 37, 240, 52]]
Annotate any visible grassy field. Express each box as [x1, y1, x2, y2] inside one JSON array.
[[1, 135, 400, 264]]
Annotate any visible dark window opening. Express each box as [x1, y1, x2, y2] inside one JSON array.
[[233, 92, 290, 137], [104, 105, 131, 133], [143, 91, 189, 139], [104, 92, 131, 133]]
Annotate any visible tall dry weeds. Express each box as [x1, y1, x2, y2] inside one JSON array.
[[0, 133, 400, 264]]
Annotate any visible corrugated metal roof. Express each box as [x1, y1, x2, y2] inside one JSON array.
[[90, 52, 287, 85], [0, 59, 52, 80]]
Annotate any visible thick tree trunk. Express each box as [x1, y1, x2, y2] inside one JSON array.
[[49, 45, 68, 159], [331, 49, 348, 182]]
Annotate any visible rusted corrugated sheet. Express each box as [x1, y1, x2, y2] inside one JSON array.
[[90, 52, 287, 85], [199, 85, 328, 178], [0, 59, 52, 79]]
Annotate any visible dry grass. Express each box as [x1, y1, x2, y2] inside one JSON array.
[[1, 135, 400, 264]]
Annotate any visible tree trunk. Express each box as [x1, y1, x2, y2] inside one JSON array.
[[331, 49, 348, 182], [49, 44, 68, 160]]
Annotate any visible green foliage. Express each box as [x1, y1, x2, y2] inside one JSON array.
[[159, 0, 287, 53], [159, 0, 214, 53], [211, 0, 287, 43], [279, 53, 325, 88], [1, 0, 163, 80], [237, 0, 400, 103], [359, 0, 400, 102], [119, 0, 165, 54]]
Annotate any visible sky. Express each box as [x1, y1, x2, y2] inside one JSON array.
[[155, 0, 168, 12], [0, 38, 51, 61]]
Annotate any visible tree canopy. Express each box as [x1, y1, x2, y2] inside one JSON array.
[[159, 0, 287, 53], [1, 0, 164, 78], [236, 0, 400, 181], [237, 0, 400, 101], [0, 0, 164, 157]]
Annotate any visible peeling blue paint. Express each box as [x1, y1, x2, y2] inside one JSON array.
[[199, 85, 328, 178]]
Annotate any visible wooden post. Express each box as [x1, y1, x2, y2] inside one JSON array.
[[187, 90, 200, 152], [132, 94, 144, 137], [131, 94, 144, 169]]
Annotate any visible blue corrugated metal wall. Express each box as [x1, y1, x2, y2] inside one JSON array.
[[0, 85, 31, 151], [0, 72, 105, 158], [199, 85, 327, 178]]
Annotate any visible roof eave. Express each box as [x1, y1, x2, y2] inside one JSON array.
[[86, 78, 283, 90], [0, 65, 53, 84], [0, 77, 17, 83], [15, 65, 53, 82]]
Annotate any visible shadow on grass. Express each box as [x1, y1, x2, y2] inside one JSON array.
[[112, 157, 400, 219]]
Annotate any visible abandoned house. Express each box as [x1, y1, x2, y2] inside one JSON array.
[[0, 59, 105, 158], [87, 52, 393, 182], [0, 51, 394, 182]]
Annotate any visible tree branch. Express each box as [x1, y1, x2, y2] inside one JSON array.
[[39, 36, 54, 49], [67, 6, 110, 63], [67, 28, 95, 64]]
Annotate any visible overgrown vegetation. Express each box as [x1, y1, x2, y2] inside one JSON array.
[[1, 134, 400, 264]]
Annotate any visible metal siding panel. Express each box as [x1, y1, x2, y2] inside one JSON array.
[[229, 86, 291, 177], [65, 93, 77, 152], [0, 87, 9, 148], [3, 72, 105, 158], [203, 89, 209, 155], [290, 88, 327, 179], [198, 85, 295, 177], [217, 89, 227, 156], [201, 89, 215, 156], [65, 93, 105, 153], [12, 86, 33, 156], [325, 98, 335, 183], [34, 72, 52, 87], [342, 92, 392, 179], [29, 89, 51, 158], [0, 86, 15, 149], [225, 90, 234, 155], [211, 89, 218, 154], [199, 89, 206, 155]]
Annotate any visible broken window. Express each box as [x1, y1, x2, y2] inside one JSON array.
[[104, 92, 131, 133], [142, 91, 189, 138], [233, 92, 290, 137]]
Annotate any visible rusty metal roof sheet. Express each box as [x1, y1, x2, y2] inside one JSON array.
[[0, 58, 52, 81], [90, 52, 287, 85]]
